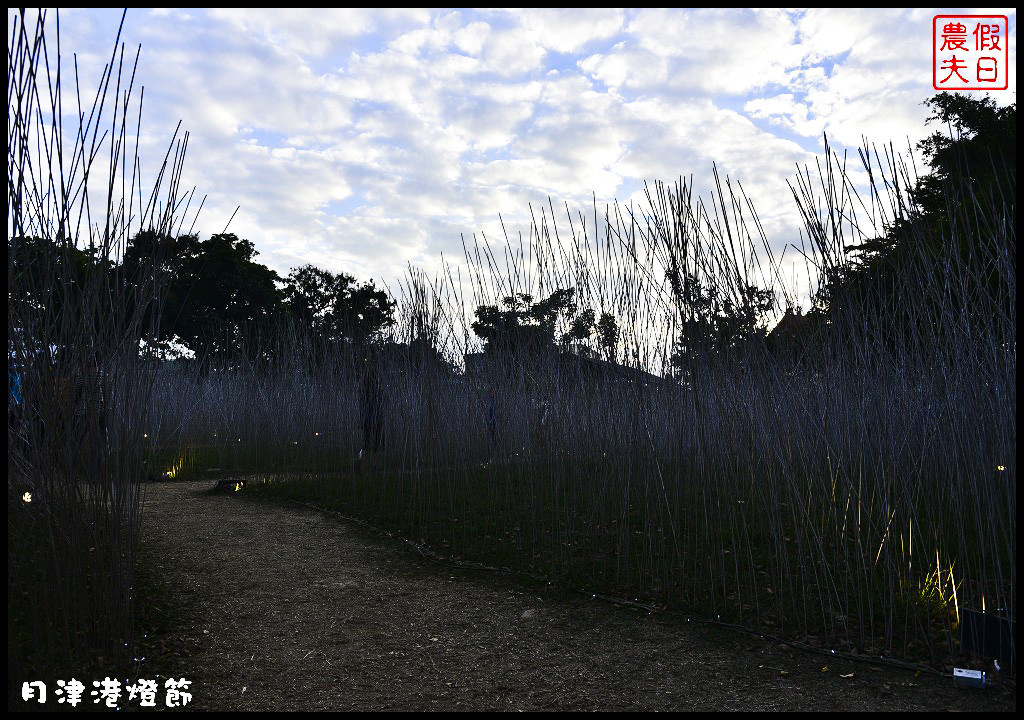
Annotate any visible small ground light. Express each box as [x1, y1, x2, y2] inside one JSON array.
[[315, 432, 320, 436]]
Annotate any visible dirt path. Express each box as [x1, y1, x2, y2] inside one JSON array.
[[137, 480, 1014, 711]]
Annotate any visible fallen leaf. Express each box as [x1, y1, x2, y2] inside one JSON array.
[[840, 673, 854, 678], [821, 666, 829, 672]]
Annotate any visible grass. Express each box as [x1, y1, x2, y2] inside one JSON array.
[[8, 10, 1013, 688], [158, 153, 1013, 668], [234, 434, 998, 667], [154, 349, 1013, 670]]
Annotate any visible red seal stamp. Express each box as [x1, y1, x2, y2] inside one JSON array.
[[933, 15, 1009, 90]]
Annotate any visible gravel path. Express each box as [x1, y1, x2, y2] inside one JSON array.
[[137, 480, 1015, 711]]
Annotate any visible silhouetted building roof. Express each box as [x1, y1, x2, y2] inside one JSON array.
[[464, 350, 669, 389]]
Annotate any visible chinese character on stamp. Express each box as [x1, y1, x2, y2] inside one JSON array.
[[933, 15, 1009, 90]]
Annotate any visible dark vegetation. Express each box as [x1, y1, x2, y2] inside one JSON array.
[[8, 8, 1015, 706], [144, 90, 1015, 673], [8, 9, 187, 704], [119, 232, 395, 369]]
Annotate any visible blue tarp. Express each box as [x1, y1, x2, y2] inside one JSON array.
[[9, 371, 22, 404]]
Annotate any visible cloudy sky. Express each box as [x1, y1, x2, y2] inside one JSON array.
[[13, 8, 1017, 306]]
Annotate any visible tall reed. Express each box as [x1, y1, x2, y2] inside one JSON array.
[[8, 9, 195, 693], [152, 137, 1013, 670]]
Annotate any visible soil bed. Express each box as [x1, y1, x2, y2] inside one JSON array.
[[135, 479, 1015, 711]]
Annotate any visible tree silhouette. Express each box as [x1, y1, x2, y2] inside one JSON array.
[[471, 288, 617, 364], [668, 267, 775, 379], [153, 233, 284, 365], [816, 93, 1015, 341], [913, 92, 1015, 220], [118, 232, 397, 363], [283, 264, 395, 346]]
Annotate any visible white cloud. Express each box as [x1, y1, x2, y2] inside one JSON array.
[[517, 8, 625, 54], [28, 7, 1014, 309], [479, 26, 547, 76], [625, 8, 806, 94], [579, 47, 669, 91], [452, 21, 491, 56], [207, 8, 430, 58]]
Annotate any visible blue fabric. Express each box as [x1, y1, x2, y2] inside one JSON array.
[[9, 371, 22, 404]]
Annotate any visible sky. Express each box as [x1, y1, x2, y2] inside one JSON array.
[[9, 8, 1018, 311]]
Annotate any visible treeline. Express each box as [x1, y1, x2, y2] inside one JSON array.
[[10, 231, 396, 369], [10, 93, 1014, 379], [804, 92, 1015, 334], [703, 92, 1015, 373]]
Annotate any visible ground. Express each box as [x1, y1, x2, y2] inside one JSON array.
[[134, 479, 1015, 711]]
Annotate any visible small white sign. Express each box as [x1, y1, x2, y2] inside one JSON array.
[[952, 667, 986, 688]]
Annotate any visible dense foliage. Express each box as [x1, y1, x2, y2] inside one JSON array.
[[471, 288, 619, 363]]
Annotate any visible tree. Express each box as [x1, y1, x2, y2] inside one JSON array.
[[471, 288, 615, 362], [472, 293, 557, 360], [7, 233, 165, 361], [283, 264, 350, 338], [667, 267, 775, 379], [8, 235, 94, 333], [282, 264, 395, 347], [595, 312, 620, 363], [335, 279, 395, 346], [122, 232, 286, 365], [912, 92, 1015, 220], [765, 305, 826, 369], [815, 93, 1015, 347], [119, 231, 398, 364]]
